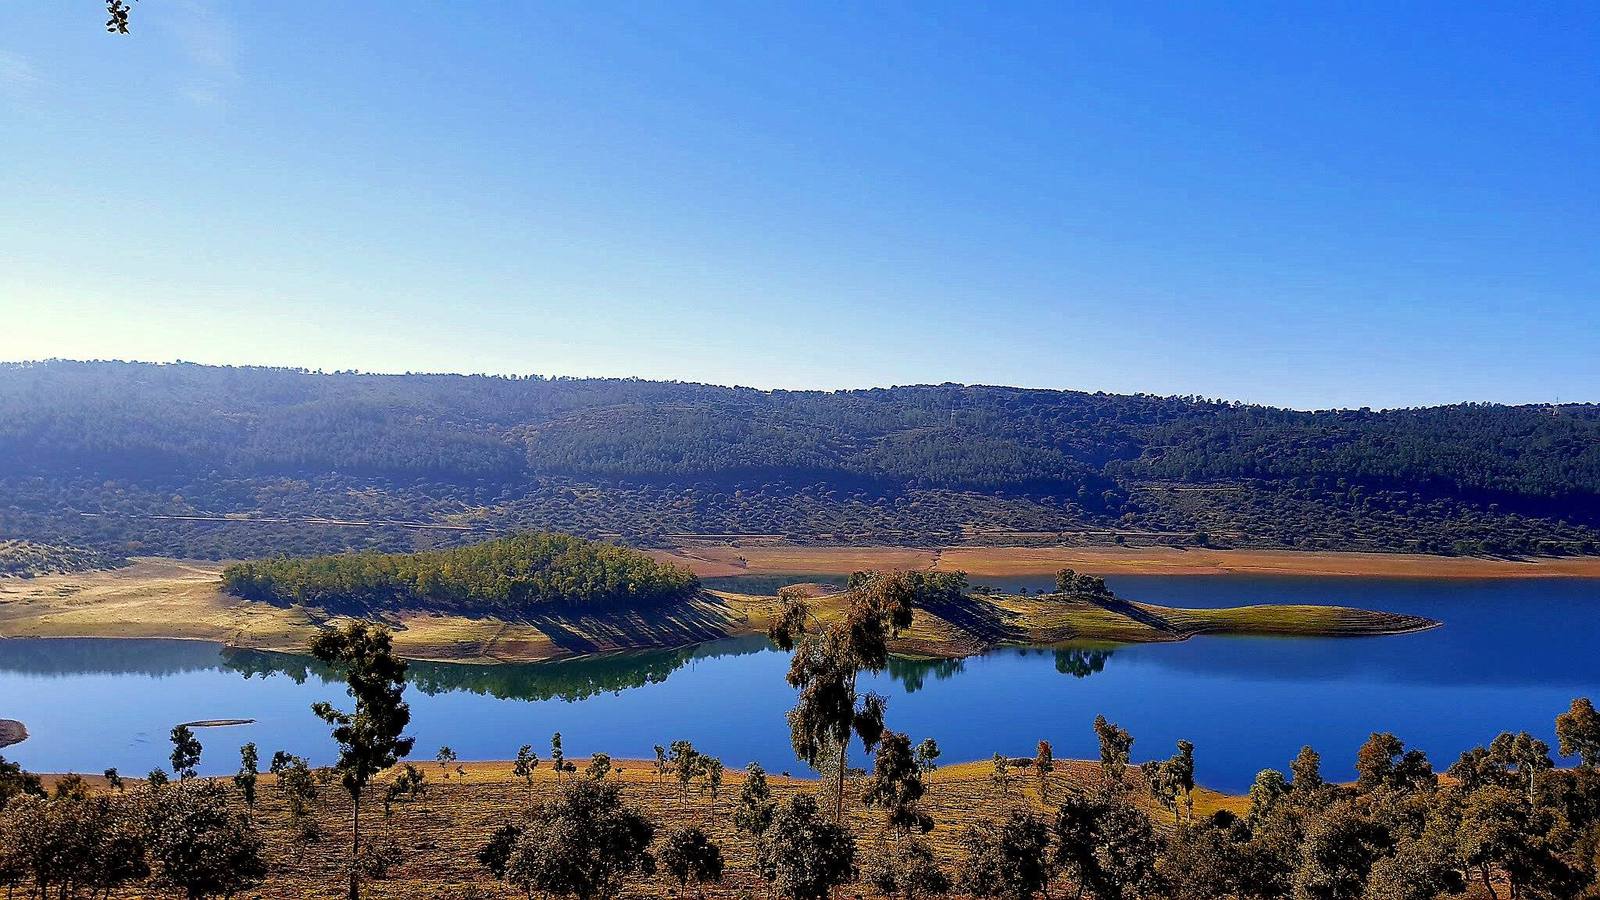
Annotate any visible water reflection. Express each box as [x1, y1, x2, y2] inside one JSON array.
[[223, 636, 776, 703]]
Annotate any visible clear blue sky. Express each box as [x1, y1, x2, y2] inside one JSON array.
[[2, 2, 1595, 409]]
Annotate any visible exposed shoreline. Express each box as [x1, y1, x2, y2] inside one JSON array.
[[653, 544, 1600, 579], [0, 718, 26, 749]]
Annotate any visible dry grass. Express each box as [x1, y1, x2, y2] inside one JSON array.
[[88, 757, 1247, 899]]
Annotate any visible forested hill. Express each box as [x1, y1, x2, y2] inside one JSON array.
[[2, 360, 1598, 560]]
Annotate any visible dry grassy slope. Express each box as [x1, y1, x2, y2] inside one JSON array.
[[0, 559, 1435, 664], [61, 758, 1247, 900]]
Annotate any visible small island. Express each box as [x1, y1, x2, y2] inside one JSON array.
[[0, 718, 27, 749]]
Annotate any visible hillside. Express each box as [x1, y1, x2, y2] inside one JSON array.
[[2, 360, 1598, 560]]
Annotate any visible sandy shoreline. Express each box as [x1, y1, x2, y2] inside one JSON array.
[[654, 544, 1600, 579]]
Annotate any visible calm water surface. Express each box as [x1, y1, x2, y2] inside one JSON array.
[[2, 575, 1597, 793]]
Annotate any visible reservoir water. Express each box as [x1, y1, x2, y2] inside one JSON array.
[[2, 575, 1597, 793]]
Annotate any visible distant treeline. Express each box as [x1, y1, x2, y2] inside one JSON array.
[[221, 532, 699, 613], [3, 360, 1599, 558]]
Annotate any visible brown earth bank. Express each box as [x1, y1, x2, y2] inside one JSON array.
[[653, 543, 1600, 578], [38, 758, 1252, 899], [0, 558, 1436, 664], [0, 718, 24, 749]]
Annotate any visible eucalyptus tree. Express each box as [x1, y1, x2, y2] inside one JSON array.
[[1093, 715, 1134, 790], [771, 570, 962, 821], [863, 731, 934, 837], [512, 744, 540, 799], [309, 622, 416, 900], [234, 743, 259, 808], [734, 762, 776, 837], [1034, 740, 1056, 802]]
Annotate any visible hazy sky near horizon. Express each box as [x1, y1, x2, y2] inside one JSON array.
[[3, 3, 1596, 410]]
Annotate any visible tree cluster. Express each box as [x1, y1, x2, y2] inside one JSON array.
[[220, 531, 699, 613]]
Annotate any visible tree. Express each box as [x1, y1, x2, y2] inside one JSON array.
[[989, 753, 1016, 797], [669, 740, 702, 797], [1142, 739, 1196, 825], [1354, 733, 1435, 794], [148, 780, 269, 899], [1248, 769, 1290, 824], [653, 745, 668, 785], [958, 807, 1051, 899], [147, 768, 170, 788], [863, 836, 951, 899], [1451, 732, 1553, 802], [104, 767, 124, 792], [1053, 791, 1163, 900], [235, 743, 259, 808], [1158, 816, 1246, 900], [270, 751, 320, 841], [586, 752, 612, 781], [1094, 715, 1134, 790], [658, 826, 725, 898], [1292, 798, 1388, 900], [1034, 740, 1056, 802], [0, 755, 43, 807], [551, 733, 568, 784], [1, 790, 150, 898], [1555, 697, 1600, 768], [477, 823, 521, 880], [382, 764, 427, 816], [1290, 745, 1325, 793], [105, 0, 136, 35], [700, 756, 724, 800], [512, 744, 540, 799], [436, 746, 457, 779], [1056, 568, 1111, 597], [772, 571, 955, 821], [734, 762, 776, 837], [756, 794, 857, 900], [863, 731, 934, 835], [914, 737, 941, 780], [502, 778, 656, 900], [170, 725, 203, 780], [310, 622, 416, 900]]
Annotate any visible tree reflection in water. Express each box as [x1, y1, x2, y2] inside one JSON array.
[[221, 636, 774, 704]]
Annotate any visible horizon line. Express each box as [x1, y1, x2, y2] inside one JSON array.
[[5, 357, 1595, 415]]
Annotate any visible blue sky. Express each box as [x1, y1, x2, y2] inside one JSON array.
[[2, 2, 1595, 409]]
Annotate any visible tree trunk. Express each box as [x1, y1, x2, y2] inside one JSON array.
[[349, 787, 361, 900], [834, 738, 848, 823], [1479, 864, 1499, 900]]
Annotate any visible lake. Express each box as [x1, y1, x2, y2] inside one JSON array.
[[2, 575, 1597, 793]]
